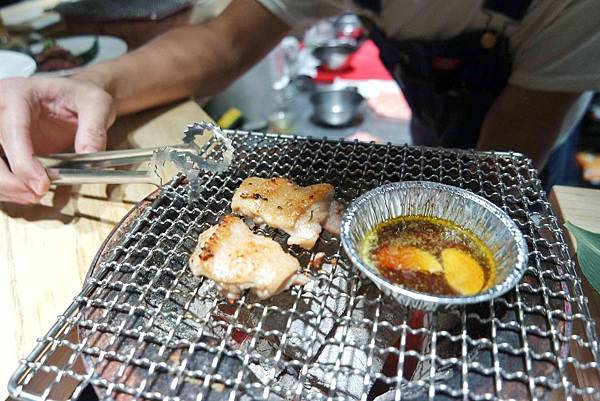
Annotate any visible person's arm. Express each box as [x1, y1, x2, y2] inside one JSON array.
[[0, 0, 289, 204], [477, 84, 582, 169], [76, 0, 290, 114]]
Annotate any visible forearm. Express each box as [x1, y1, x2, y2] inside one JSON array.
[[477, 84, 581, 169], [75, 25, 239, 114], [74, 0, 289, 115]]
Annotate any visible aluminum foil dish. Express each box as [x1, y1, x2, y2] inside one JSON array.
[[341, 181, 529, 311]]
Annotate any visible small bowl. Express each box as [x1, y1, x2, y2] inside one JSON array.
[[341, 181, 528, 311], [333, 13, 364, 41], [310, 87, 364, 127], [313, 40, 357, 71]]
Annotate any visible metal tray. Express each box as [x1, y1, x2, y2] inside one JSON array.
[[54, 0, 191, 21], [8, 131, 600, 401]]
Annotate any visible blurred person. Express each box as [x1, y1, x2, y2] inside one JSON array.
[[0, 0, 23, 6], [0, 0, 598, 204]]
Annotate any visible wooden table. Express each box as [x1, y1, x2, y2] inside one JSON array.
[[551, 185, 600, 234], [2, 111, 599, 400], [548, 186, 600, 400], [550, 185, 600, 320], [0, 100, 212, 401]]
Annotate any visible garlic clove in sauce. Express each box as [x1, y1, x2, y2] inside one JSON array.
[[374, 245, 443, 274], [441, 248, 485, 295]]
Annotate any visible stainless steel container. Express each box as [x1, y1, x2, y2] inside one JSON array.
[[310, 87, 364, 126], [312, 40, 356, 71]]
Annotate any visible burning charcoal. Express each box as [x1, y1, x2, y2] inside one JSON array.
[[265, 262, 351, 361], [212, 261, 352, 364], [307, 350, 371, 399], [245, 362, 300, 400], [180, 344, 243, 378], [298, 285, 404, 399], [144, 279, 220, 343], [166, 338, 265, 401]]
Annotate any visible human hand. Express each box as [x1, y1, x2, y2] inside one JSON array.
[[0, 77, 115, 204]]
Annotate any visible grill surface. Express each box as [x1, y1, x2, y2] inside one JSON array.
[[8, 131, 600, 401]]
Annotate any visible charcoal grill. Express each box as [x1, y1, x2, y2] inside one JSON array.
[[8, 130, 600, 401]]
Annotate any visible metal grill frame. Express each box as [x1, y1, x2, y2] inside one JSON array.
[[8, 130, 600, 401]]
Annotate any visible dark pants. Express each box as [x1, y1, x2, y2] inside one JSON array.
[[539, 126, 581, 190], [370, 27, 578, 191]]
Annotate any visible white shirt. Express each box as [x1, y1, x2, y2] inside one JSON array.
[[258, 0, 599, 145]]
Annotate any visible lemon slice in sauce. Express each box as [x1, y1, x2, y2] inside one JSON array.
[[441, 248, 485, 295], [375, 245, 443, 274]]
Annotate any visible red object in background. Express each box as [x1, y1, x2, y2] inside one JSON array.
[[339, 27, 365, 41], [368, 91, 412, 121], [577, 152, 600, 184], [432, 56, 462, 70], [315, 40, 393, 83]]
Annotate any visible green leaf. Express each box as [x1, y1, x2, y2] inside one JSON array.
[[42, 38, 57, 51], [564, 221, 600, 295], [77, 36, 99, 65]]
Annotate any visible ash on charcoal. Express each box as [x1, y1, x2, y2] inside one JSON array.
[[141, 278, 221, 344], [246, 261, 352, 362], [217, 277, 412, 400], [298, 285, 405, 400]]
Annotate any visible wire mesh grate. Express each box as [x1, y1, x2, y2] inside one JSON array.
[[8, 131, 600, 401]]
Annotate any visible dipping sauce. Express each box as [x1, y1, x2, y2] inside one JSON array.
[[361, 215, 496, 296]]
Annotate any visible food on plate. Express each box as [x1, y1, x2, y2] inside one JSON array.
[[361, 215, 495, 296], [231, 177, 337, 249], [34, 37, 99, 72], [190, 215, 307, 300], [35, 43, 79, 71]]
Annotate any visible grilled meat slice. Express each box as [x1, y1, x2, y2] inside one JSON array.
[[190, 215, 306, 300], [231, 177, 335, 249], [35, 46, 81, 71]]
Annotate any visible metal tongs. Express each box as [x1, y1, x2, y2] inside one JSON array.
[[37, 122, 234, 186]]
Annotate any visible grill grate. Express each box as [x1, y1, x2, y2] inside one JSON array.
[[8, 131, 600, 401]]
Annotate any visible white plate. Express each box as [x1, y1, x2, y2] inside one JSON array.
[[0, 50, 37, 79], [31, 35, 128, 77]]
